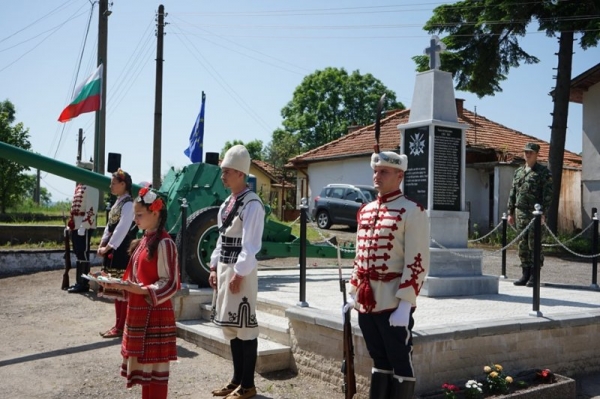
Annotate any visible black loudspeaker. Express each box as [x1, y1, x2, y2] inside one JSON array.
[[205, 152, 219, 166], [107, 153, 121, 173]]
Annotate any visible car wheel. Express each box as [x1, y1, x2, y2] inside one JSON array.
[[316, 210, 332, 229]]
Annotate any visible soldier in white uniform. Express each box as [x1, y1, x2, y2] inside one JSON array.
[[67, 159, 99, 293], [347, 150, 430, 399], [209, 145, 264, 399]]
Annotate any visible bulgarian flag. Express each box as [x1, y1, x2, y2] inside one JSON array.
[[58, 64, 103, 123]]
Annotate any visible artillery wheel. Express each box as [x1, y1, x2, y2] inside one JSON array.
[[177, 207, 219, 287]]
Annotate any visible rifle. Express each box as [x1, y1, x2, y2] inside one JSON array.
[[61, 214, 72, 290], [338, 245, 357, 399]]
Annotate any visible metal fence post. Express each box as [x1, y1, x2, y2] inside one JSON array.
[[179, 198, 188, 286], [592, 208, 598, 289], [501, 212, 507, 279], [297, 198, 309, 307], [529, 204, 543, 317]]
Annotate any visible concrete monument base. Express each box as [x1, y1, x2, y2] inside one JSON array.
[[421, 248, 499, 297]]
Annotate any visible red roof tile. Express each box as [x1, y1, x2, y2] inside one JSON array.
[[287, 107, 581, 169]]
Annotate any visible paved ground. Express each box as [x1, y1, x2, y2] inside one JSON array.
[[257, 246, 600, 398]]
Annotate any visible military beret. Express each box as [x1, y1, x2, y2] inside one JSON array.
[[523, 142, 540, 152]]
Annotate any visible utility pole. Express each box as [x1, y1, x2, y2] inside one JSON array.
[[95, 0, 109, 176], [152, 4, 166, 189], [77, 128, 84, 162]]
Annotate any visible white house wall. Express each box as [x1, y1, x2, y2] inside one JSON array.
[[495, 165, 515, 225], [582, 82, 600, 227], [465, 168, 490, 235]]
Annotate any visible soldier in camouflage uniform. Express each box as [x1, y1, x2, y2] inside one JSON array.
[[507, 142, 553, 287]]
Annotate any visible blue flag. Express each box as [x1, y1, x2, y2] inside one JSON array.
[[184, 92, 206, 163]]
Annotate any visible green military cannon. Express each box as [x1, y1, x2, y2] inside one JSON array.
[[0, 141, 354, 286]]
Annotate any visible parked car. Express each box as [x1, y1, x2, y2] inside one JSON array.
[[312, 183, 378, 229]]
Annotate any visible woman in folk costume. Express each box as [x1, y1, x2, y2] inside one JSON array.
[[100, 187, 180, 399], [209, 145, 265, 399], [97, 168, 137, 338], [347, 150, 430, 399]]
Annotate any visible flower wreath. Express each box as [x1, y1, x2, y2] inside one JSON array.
[[139, 187, 164, 212]]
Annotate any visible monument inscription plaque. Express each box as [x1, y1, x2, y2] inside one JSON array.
[[404, 126, 430, 208], [433, 126, 461, 211]]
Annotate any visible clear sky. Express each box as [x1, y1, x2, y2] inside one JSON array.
[[1, 0, 598, 202]]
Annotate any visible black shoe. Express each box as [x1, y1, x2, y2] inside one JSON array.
[[68, 284, 89, 293], [526, 275, 536, 287], [513, 268, 531, 286]]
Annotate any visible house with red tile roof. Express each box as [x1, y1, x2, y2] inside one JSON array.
[[286, 99, 582, 233], [567, 62, 600, 228]]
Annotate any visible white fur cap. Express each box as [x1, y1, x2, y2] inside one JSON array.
[[370, 151, 408, 171], [76, 160, 94, 171], [221, 144, 251, 175]]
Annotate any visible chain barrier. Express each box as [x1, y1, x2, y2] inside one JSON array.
[[541, 220, 594, 247], [467, 220, 504, 243], [542, 223, 600, 258], [306, 216, 356, 254], [431, 218, 536, 259], [168, 212, 182, 235], [293, 208, 599, 261]]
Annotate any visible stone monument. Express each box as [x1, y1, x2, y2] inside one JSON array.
[[398, 36, 498, 297]]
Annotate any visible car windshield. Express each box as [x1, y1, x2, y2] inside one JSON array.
[[360, 188, 378, 202]]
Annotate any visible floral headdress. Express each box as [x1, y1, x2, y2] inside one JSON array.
[[138, 187, 164, 212]]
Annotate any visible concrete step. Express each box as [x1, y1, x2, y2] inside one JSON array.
[[176, 319, 292, 373], [199, 303, 291, 347], [173, 286, 213, 321]]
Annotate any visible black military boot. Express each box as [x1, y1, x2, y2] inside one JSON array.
[[513, 268, 531, 286], [80, 261, 91, 291], [369, 369, 392, 399], [390, 376, 415, 399], [526, 272, 537, 287], [68, 262, 89, 293]]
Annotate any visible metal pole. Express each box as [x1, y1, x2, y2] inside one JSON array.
[[501, 212, 507, 279], [529, 204, 543, 317], [179, 198, 188, 286], [152, 4, 165, 189], [297, 198, 309, 307], [592, 208, 598, 289]]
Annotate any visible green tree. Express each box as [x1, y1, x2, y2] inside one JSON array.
[[414, 0, 600, 232], [22, 174, 52, 206], [264, 128, 301, 178], [280, 67, 404, 151], [0, 100, 32, 213], [220, 139, 264, 161]]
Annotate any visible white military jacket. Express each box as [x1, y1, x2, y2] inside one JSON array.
[[349, 189, 430, 313]]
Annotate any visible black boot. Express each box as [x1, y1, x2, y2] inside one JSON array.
[[513, 268, 531, 286], [390, 376, 415, 399], [526, 272, 537, 287], [68, 262, 89, 293], [369, 369, 392, 399], [80, 261, 91, 291]]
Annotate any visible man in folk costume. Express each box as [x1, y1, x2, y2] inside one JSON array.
[[347, 150, 430, 399], [67, 159, 99, 293], [209, 145, 264, 399]]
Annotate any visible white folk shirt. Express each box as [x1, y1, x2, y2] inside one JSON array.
[[70, 183, 99, 230], [349, 190, 430, 313]]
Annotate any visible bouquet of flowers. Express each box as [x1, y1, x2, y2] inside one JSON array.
[[441, 383, 460, 398], [484, 364, 513, 395]]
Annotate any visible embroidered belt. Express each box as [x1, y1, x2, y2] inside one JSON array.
[[220, 236, 242, 264], [355, 268, 402, 313]]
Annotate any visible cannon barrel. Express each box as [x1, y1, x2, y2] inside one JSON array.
[[0, 140, 142, 193]]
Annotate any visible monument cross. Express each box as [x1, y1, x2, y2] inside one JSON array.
[[424, 35, 446, 70]]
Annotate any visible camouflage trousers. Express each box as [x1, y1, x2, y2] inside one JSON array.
[[515, 209, 544, 269]]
